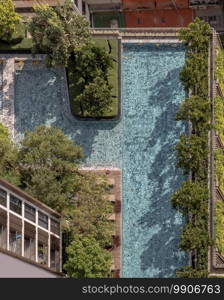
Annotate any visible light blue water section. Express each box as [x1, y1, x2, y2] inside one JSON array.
[[14, 44, 187, 277], [14, 61, 122, 167], [122, 43, 187, 277]]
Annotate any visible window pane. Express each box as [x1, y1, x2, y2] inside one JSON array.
[[0, 188, 7, 207], [25, 203, 36, 222], [50, 218, 60, 235], [0, 208, 7, 249], [24, 222, 36, 261], [38, 229, 48, 266], [50, 235, 60, 272], [38, 211, 48, 229], [10, 195, 22, 215], [9, 214, 22, 255]]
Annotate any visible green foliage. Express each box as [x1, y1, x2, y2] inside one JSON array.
[[28, 0, 90, 66], [172, 181, 208, 215], [176, 95, 211, 134], [0, 123, 20, 185], [0, 123, 113, 276], [18, 125, 83, 213], [178, 17, 212, 53], [215, 149, 224, 193], [215, 96, 224, 144], [216, 50, 224, 94], [174, 18, 212, 277], [65, 172, 113, 248], [0, 0, 21, 42], [180, 222, 209, 252], [176, 134, 208, 180], [68, 43, 114, 117], [176, 266, 208, 278], [64, 235, 112, 278], [180, 53, 208, 97], [215, 200, 224, 256], [178, 18, 211, 98], [76, 76, 113, 117]]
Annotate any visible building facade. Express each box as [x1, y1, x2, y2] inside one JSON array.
[[13, 0, 90, 20], [190, 0, 224, 32], [0, 179, 62, 277]]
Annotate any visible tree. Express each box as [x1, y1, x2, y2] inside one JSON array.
[[180, 223, 209, 251], [17, 125, 113, 275], [64, 235, 112, 278], [68, 43, 114, 116], [70, 44, 113, 87], [28, 0, 90, 66], [178, 17, 212, 53], [174, 19, 212, 277], [176, 134, 208, 180], [0, 123, 20, 185], [171, 181, 208, 215], [175, 95, 211, 134], [18, 125, 83, 214], [0, 0, 21, 41], [76, 76, 113, 117], [67, 172, 113, 248]]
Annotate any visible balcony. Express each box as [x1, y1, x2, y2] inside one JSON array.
[[0, 178, 62, 274], [189, 0, 222, 7]]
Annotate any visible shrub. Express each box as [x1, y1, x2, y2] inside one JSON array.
[[64, 235, 112, 278]]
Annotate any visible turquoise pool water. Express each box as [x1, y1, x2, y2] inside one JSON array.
[[122, 43, 187, 277], [14, 61, 122, 167], [14, 43, 187, 277]]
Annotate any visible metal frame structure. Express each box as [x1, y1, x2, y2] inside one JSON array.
[[0, 179, 62, 273]]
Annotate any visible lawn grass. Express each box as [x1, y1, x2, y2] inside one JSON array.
[[92, 12, 125, 28], [0, 25, 120, 119], [0, 23, 32, 52], [67, 38, 119, 119]]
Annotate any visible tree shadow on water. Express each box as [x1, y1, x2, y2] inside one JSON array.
[[14, 66, 121, 164], [137, 67, 188, 277]]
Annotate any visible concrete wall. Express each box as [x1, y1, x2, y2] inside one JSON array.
[[194, 6, 224, 31], [0, 252, 60, 278]]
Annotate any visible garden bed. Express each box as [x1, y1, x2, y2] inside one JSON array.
[[67, 38, 120, 119]]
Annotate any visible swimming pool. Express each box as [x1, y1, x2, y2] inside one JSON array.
[[13, 42, 187, 277], [122, 43, 187, 277]]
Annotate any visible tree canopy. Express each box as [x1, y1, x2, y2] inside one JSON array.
[[0, 0, 21, 41], [28, 0, 91, 66], [64, 235, 112, 278], [0, 123, 113, 277], [0, 123, 20, 185]]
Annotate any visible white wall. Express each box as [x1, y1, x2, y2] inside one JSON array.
[[0, 251, 60, 278]]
